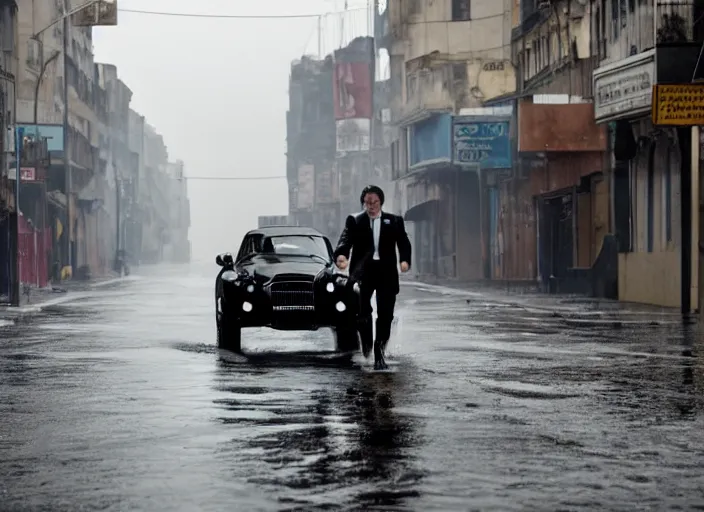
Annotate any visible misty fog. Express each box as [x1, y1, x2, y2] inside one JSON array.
[[92, 0, 376, 261]]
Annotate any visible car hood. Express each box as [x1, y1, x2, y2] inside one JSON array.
[[238, 255, 329, 282]]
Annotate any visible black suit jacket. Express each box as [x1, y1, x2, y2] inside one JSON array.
[[334, 210, 412, 295]]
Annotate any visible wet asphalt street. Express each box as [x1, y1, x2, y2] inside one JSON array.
[[2, 264, 704, 511]]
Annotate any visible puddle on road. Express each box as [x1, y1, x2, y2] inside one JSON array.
[[477, 379, 583, 400]]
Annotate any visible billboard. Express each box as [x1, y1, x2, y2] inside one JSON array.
[[453, 118, 512, 169], [333, 62, 372, 120], [73, 0, 118, 27]]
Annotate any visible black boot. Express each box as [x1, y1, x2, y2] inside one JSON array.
[[373, 340, 388, 370], [373, 317, 393, 370], [358, 316, 373, 358]]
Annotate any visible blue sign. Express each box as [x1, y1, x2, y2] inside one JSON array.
[[17, 124, 64, 151], [453, 118, 511, 169], [410, 113, 452, 167]]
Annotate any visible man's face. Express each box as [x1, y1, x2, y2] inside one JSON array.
[[363, 192, 381, 217]]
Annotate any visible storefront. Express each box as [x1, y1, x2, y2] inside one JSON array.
[[452, 114, 512, 281], [508, 97, 607, 289], [403, 178, 442, 278], [593, 49, 685, 307]]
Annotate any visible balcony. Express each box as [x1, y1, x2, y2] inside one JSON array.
[[599, 1, 703, 65], [393, 64, 456, 127], [512, 0, 552, 41], [69, 127, 96, 168]]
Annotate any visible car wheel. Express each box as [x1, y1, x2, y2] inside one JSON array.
[[334, 325, 359, 353], [217, 308, 242, 353]]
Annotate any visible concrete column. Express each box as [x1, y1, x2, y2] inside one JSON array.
[[691, 126, 700, 313]]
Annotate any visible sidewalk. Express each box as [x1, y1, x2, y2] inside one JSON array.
[[0, 273, 133, 324], [401, 276, 685, 327]]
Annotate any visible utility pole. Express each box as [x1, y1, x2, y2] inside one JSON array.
[[62, 8, 72, 274], [115, 172, 120, 272], [318, 15, 322, 58], [12, 127, 24, 306]]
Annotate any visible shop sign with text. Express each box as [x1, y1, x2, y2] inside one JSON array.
[[593, 49, 655, 123]]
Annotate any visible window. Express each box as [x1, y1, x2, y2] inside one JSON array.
[[542, 35, 548, 69], [26, 39, 40, 70], [265, 235, 331, 262], [452, 0, 471, 21], [0, 6, 13, 53]]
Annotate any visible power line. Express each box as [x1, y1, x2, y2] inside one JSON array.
[[183, 176, 286, 181], [118, 8, 367, 19]]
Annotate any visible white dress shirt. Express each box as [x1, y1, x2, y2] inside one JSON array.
[[370, 213, 381, 260]]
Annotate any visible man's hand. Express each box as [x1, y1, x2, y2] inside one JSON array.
[[400, 261, 409, 273], [336, 255, 349, 270]]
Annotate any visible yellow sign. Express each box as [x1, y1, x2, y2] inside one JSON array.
[[652, 84, 704, 126]]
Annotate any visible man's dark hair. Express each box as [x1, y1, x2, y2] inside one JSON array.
[[360, 185, 385, 206]]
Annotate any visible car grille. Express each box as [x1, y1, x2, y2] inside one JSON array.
[[270, 280, 315, 311]]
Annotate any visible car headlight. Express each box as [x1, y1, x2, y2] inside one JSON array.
[[326, 282, 335, 293], [221, 270, 238, 282]]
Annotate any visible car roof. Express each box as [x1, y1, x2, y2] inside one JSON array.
[[246, 225, 326, 238]]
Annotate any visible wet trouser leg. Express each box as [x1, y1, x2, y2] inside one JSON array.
[[374, 290, 396, 369], [358, 276, 375, 358], [358, 261, 396, 368]]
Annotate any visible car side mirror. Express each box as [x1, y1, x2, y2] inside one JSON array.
[[216, 252, 234, 267]]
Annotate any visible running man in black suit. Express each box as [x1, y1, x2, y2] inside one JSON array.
[[334, 185, 412, 370]]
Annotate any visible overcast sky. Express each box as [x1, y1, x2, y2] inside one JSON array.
[[92, 0, 373, 262]]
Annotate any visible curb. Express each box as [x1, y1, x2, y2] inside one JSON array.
[[0, 276, 135, 325], [401, 280, 683, 326]]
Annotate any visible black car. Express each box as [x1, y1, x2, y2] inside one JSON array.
[[215, 226, 361, 353]]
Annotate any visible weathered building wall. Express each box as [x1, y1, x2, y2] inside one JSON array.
[[387, 0, 516, 283], [506, 0, 609, 291], [590, 0, 698, 308], [286, 56, 337, 239], [16, 0, 61, 124], [498, 177, 536, 280], [617, 128, 682, 307]]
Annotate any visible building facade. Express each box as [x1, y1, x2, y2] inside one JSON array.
[[502, 0, 611, 297], [140, 123, 170, 264], [286, 55, 338, 239], [0, 0, 18, 302], [164, 160, 190, 263], [591, 0, 702, 309], [2, 0, 190, 301], [385, 0, 516, 281], [280, 36, 395, 246]]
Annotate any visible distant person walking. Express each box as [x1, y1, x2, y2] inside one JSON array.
[[334, 185, 412, 370]]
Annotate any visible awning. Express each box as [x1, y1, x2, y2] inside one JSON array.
[[404, 199, 439, 222]]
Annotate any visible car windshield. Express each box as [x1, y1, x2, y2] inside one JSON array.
[[264, 235, 331, 262]]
